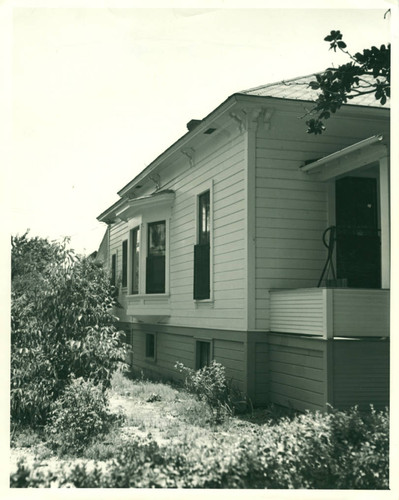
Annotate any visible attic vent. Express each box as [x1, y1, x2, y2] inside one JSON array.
[[204, 128, 216, 135], [187, 119, 201, 131]]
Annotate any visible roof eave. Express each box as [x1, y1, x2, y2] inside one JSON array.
[[117, 94, 240, 197]]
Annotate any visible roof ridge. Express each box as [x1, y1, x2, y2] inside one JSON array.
[[239, 72, 323, 94]]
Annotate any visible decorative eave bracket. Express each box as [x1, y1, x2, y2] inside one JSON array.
[[181, 147, 195, 168]]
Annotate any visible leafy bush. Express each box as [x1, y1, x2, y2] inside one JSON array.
[[45, 378, 122, 455], [11, 406, 389, 489], [11, 232, 126, 427], [175, 361, 244, 422]]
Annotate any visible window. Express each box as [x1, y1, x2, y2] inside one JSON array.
[[145, 333, 156, 359], [122, 240, 128, 288], [131, 227, 140, 294], [146, 221, 166, 294], [111, 254, 116, 287], [196, 341, 211, 369], [194, 190, 210, 300]]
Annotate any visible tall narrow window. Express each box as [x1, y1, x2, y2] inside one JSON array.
[[122, 240, 128, 288], [111, 254, 116, 287], [146, 221, 166, 294], [194, 190, 210, 300], [131, 227, 140, 294]]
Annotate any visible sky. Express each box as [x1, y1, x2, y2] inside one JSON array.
[[5, 3, 395, 255]]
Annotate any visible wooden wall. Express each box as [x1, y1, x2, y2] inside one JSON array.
[[269, 288, 326, 336], [254, 106, 391, 331], [332, 339, 389, 410], [108, 129, 247, 332], [129, 323, 246, 392], [263, 333, 327, 411], [332, 289, 390, 337], [165, 132, 247, 331]]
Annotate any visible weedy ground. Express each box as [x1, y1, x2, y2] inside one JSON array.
[[10, 369, 282, 473]]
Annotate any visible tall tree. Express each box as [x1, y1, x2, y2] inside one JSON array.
[[306, 29, 390, 134]]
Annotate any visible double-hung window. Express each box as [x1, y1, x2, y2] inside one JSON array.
[[194, 189, 211, 300], [146, 221, 166, 294]]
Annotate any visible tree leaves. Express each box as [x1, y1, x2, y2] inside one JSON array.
[[306, 31, 390, 134], [11, 233, 127, 427]]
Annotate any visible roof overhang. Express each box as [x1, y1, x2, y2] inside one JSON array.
[[97, 198, 127, 224], [299, 134, 388, 181], [97, 190, 175, 224], [117, 95, 242, 198], [116, 190, 175, 222]]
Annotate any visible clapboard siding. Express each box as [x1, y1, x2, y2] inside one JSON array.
[[266, 334, 327, 411], [332, 340, 389, 409], [253, 109, 347, 331], [129, 324, 245, 390], [268, 288, 390, 337], [106, 130, 247, 331], [269, 288, 325, 335], [332, 289, 390, 337], [165, 132, 246, 330]]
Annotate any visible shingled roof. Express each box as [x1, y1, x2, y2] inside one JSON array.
[[239, 73, 390, 108]]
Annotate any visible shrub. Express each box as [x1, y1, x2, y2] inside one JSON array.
[[175, 361, 244, 422], [11, 232, 127, 427], [45, 378, 122, 456], [10, 406, 389, 489]]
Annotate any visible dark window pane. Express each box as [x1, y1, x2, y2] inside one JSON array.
[[197, 341, 210, 369], [198, 191, 210, 245], [146, 334, 155, 359], [148, 221, 166, 256], [122, 240, 128, 287], [147, 221, 166, 294], [131, 227, 140, 294], [193, 243, 210, 299], [111, 254, 116, 287]]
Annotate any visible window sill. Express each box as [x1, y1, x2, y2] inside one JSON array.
[[127, 293, 170, 300], [194, 299, 214, 309]]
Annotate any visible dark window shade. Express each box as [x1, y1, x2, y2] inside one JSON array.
[[193, 243, 210, 300], [122, 240, 128, 287], [146, 255, 165, 294], [196, 341, 211, 369], [111, 254, 116, 286]]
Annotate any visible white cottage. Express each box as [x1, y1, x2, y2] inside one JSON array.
[[97, 74, 390, 411]]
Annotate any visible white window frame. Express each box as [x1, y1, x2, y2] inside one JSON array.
[[194, 180, 214, 302], [127, 209, 171, 297]]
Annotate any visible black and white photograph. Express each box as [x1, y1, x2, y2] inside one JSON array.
[[3, 0, 397, 496]]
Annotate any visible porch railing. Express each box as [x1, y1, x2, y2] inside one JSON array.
[[269, 288, 389, 338]]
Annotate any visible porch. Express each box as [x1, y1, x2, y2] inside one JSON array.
[[269, 287, 390, 338]]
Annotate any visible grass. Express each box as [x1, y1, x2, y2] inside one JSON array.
[[10, 369, 389, 489], [11, 368, 251, 466]]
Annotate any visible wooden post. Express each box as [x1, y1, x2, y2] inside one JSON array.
[[379, 155, 390, 289], [322, 288, 334, 339]]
